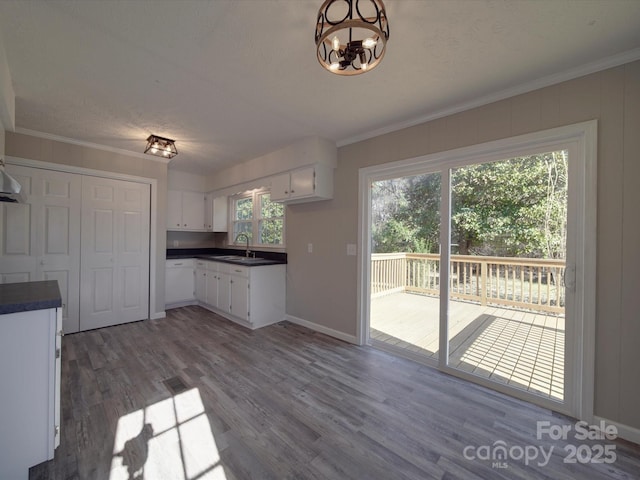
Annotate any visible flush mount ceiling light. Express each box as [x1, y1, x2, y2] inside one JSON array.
[[144, 134, 178, 159], [315, 0, 389, 75]]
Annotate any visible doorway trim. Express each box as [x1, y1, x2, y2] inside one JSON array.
[[357, 120, 597, 421]]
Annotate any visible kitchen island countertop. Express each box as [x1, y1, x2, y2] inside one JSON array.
[[0, 281, 62, 315]]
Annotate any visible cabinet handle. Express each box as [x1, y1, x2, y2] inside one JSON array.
[[174, 263, 183, 266], [176, 223, 180, 226], [184, 224, 187, 227], [284, 190, 288, 194]]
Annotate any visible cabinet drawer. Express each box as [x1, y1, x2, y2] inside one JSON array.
[[229, 265, 249, 278], [166, 258, 195, 268]]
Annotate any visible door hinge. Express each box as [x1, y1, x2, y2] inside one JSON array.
[[55, 348, 61, 359], [55, 425, 60, 437]]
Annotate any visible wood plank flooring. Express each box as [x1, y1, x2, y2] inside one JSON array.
[[30, 305, 640, 480]]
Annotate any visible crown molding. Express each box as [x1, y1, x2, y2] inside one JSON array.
[[13, 127, 173, 164], [337, 47, 640, 148]]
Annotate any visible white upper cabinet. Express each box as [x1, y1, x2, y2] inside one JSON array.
[[270, 164, 333, 204], [204, 195, 228, 232], [167, 190, 206, 231]]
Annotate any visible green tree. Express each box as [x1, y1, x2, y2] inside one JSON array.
[[372, 151, 567, 259]]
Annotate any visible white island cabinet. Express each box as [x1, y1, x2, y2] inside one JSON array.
[[0, 281, 62, 480]]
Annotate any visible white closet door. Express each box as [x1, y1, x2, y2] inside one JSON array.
[[80, 176, 150, 330], [35, 170, 82, 334], [0, 166, 81, 333], [0, 168, 36, 283]]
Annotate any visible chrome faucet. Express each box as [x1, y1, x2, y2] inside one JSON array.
[[234, 232, 251, 257]]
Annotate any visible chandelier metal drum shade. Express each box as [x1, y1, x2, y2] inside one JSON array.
[[144, 135, 178, 159], [315, 0, 389, 75]]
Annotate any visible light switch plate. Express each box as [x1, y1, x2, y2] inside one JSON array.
[[308, 243, 313, 253], [347, 243, 357, 256]]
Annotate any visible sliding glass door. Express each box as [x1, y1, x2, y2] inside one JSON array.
[[446, 152, 567, 403], [360, 122, 596, 418]]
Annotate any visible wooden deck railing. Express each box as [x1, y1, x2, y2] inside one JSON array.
[[371, 253, 565, 314]]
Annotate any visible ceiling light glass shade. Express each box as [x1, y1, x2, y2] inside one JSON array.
[[315, 0, 389, 76], [144, 135, 178, 159]]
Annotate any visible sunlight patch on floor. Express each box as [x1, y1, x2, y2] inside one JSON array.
[[110, 388, 227, 480]]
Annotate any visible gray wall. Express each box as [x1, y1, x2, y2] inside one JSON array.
[[5, 132, 168, 317], [286, 60, 640, 430]]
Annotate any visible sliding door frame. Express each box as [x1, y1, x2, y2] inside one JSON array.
[[357, 120, 597, 421]]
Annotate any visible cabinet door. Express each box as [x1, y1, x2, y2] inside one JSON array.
[[230, 275, 249, 321], [270, 173, 291, 201], [206, 271, 217, 307], [165, 266, 195, 304], [181, 192, 205, 230], [217, 272, 231, 313], [290, 167, 315, 198], [204, 196, 213, 231], [195, 268, 207, 302], [167, 190, 183, 229], [212, 196, 228, 232]]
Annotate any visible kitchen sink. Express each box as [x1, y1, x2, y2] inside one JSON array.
[[232, 257, 269, 263], [201, 255, 277, 264]]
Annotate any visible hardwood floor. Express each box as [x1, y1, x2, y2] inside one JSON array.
[[31, 305, 640, 480]]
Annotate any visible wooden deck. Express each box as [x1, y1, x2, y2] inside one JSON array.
[[371, 292, 564, 400]]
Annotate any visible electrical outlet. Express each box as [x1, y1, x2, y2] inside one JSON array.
[[307, 243, 313, 253], [347, 243, 357, 256]]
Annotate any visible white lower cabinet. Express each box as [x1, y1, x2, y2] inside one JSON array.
[[191, 259, 285, 329], [195, 261, 207, 303], [229, 266, 249, 322], [165, 259, 195, 307], [217, 271, 232, 314]]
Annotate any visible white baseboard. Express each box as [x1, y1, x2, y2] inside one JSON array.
[[149, 311, 166, 320], [284, 314, 358, 344], [593, 415, 640, 445], [165, 300, 197, 310]]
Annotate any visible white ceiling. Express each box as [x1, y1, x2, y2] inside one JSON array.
[[1, 0, 639, 174]]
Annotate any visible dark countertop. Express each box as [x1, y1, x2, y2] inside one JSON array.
[[0, 280, 62, 315], [167, 248, 287, 266], [194, 255, 284, 266]]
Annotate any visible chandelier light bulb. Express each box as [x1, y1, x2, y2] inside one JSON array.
[[362, 37, 377, 49], [329, 62, 340, 72], [332, 36, 340, 52]]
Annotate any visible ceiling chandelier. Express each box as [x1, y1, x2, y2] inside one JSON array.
[[315, 0, 389, 75], [144, 134, 178, 159]]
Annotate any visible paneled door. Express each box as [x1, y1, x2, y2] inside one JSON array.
[[80, 176, 150, 330], [0, 165, 81, 333]]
